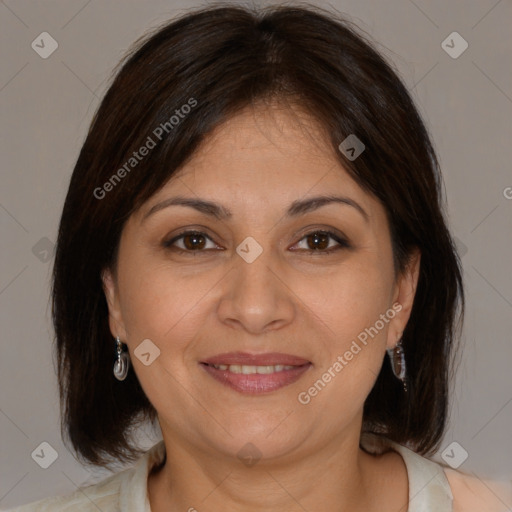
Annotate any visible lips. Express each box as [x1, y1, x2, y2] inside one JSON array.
[[200, 352, 312, 394], [202, 352, 310, 366]]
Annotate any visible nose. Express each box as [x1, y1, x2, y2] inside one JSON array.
[[216, 247, 296, 335]]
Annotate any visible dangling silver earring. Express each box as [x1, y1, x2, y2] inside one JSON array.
[[387, 338, 407, 392], [113, 336, 130, 381]]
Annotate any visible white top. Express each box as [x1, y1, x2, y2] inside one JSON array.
[[3, 436, 454, 511]]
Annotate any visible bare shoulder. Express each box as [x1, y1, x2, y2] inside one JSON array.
[[445, 467, 512, 512]]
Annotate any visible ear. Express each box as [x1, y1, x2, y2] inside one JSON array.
[[101, 268, 127, 341], [386, 248, 421, 350]]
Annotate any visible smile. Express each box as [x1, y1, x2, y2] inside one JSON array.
[[208, 363, 298, 374], [200, 361, 312, 394]]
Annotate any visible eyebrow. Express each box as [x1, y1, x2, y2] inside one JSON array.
[[142, 194, 369, 223]]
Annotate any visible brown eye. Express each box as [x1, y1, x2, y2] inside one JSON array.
[[306, 232, 330, 251], [293, 230, 350, 253], [182, 232, 207, 250], [163, 231, 218, 252]]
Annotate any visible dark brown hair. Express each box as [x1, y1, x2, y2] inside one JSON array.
[[52, 2, 464, 468]]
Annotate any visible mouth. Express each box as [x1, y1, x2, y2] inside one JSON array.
[[199, 352, 312, 394]]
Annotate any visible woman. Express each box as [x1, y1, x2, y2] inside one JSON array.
[[6, 3, 511, 511]]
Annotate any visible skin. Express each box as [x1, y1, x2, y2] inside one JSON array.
[[446, 470, 512, 512], [103, 101, 422, 511]]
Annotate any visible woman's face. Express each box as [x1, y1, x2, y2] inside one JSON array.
[[103, 103, 419, 462]]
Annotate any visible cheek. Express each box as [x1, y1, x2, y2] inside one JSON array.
[[292, 257, 393, 403], [297, 257, 394, 340], [117, 257, 226, 351]]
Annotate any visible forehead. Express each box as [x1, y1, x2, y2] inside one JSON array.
[[191, 101, 332, 160], [130, 102, 389, 233], [154, 103, 372, 206]]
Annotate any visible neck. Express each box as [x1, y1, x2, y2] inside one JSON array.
[[147, 426, 395, 512]]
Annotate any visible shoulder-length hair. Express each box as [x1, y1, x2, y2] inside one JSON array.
[[52, 2, 464, 468]]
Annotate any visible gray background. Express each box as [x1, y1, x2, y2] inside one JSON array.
[[1, 0, 511, 508]]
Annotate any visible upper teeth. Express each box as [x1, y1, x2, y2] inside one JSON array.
[[211, 364, 297, 374]]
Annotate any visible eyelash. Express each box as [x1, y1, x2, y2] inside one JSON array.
[[162, 229, 350, 255]]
